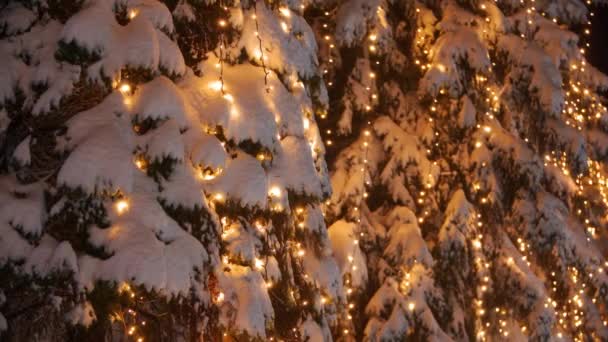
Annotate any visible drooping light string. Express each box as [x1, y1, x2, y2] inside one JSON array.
[[217, 4, 227, 95], [252, 1, 271, 93]]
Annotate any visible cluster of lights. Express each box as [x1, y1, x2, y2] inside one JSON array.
[[111, 283, 146, 342]]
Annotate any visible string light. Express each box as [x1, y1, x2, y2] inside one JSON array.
[[115, 199, 129, 214]]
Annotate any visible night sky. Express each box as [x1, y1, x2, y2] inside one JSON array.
[[589, 7, 608, 74]]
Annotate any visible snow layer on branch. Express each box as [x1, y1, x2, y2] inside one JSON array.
[[236, 1, 318, 79], [421, 28, 490, 97], [458, 95, 476, 129], [0, 177, 80, 278], [24, 235, 78, 277], [0, 20, 81, 115], [124, 0, 175, 32], [0, 3, 36, 35], [13, 136, 31, 165], [269, 136, 325, 199], [334, 0, 379, 46], [189, 133, 227, 171], [329, 133, 383, 215], [61, 0, 184, 82], [183, 57, 306, 151], [374, 116, 439, 188], [486, 120, 543, 187], [498, 35, 563, 116], [0, 176, 46, 237], [383, 207, 432, 267], [159, 162, 207, 210], [438, 190, 476, 253], [130, 76, 196, 129], [218, 264, 274, 339], [138, 119, 185, 163], [300, 316, 324, 341], [81, 179, 209, 295], [302, 249, 344, 300], [327, 220, 367, 288], [205, 152, 268, 208], [58, 94, 135, 194], [65, 301, 96, 327], [223, 221, 261, 264], [535, 0, 588, 25]]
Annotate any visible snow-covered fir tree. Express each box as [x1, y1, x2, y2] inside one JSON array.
[[312, 0, 608, 340], [0, 0, 344, 340]]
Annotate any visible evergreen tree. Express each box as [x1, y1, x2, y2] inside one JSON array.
[[0, 0, 342, 340], [313, 0, 608, 340]]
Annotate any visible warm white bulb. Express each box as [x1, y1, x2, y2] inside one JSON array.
[[116, 200, 129, 214]]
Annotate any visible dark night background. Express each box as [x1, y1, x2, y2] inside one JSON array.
[[589, 6, 608, 74]]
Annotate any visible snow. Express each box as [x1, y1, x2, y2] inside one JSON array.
[[327, 220, 367, 288], [269, 136, 324, 199], [217, 264, 274, 339], [205, 152, 268, 208], [182, 57, 307, 150], [189, 133, 227, 172], [458, 95, 476, 129], [235, 1, 319, 79], [24, 235, 78, 276], [0, 176, 46, 237], [334, 0, 380, 46], [173, 0, 195, 21], [0, 19, 81, 115], [130, 76, 195, 129], [58, 120, 135, 194], [0, 3, 36, 35], [0, 221, 34, 264], [13, 135, 31, 165], [126, 0, 175, 32], [138, 119, 185, 163], [421, 28, 490, 97], [498, 34, 564, 116], [383, 207, 433, 268], [62, 0, 185, 82], [158, 162, 207, 210], [374, 116, 439, 188], [302, 250, 343, 300], [65, 301, 96, 327], [364, 277, 401, 317], [300, 316, 324, 341], [80, 179, 209, 296], [223, 221, 261, 264]]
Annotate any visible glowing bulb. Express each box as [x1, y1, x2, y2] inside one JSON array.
[[254, 258, 264, 270], [408, 302, 415, 311], [128, 9, 138, 19], [223, 93, 234, 102], [213, 193, 225, 202], [279, 7, 291, 17], [208, 81, 222, 91], [135, 159, 145, 170], [115, 200, 129, 214], [268, 186, 282, 198], [303, 117, 310, 130], [119, 83, 131, 95], [280, 21, 289, 33], [217, 292, 225, 302], [218, 19, 227, 27]]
